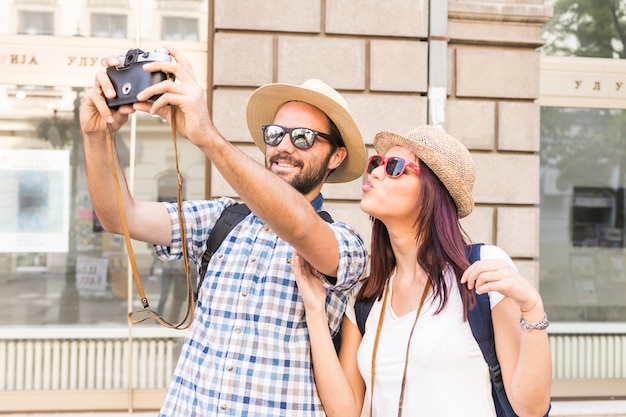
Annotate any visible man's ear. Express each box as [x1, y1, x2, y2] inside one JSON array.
[[328, 146, 347, 171]]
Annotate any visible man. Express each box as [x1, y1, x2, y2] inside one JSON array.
[[79, 44, 368, 416]]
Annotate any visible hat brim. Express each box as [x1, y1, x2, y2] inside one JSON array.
[[246, 82, 366, 183], [374, 130, 475, 218]]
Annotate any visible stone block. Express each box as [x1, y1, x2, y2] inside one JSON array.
[[472, 153, 540, 205], [277, 36, 365, 89], [215, 0, 321, 32], [212, 88, 255, 143], [445, 100, 496, 150], [460, 206, 494, 245], [498, 101, 540, 152], [346, 93, 428, 147], [496, 207, 540, 258], [449, 21, 545, 47], [455, 48, 541, 99], [326, 0, 428, 37], [213, 33, 273, 87], [370, 40, 428, 92]]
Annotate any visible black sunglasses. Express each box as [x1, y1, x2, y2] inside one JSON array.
[[262, 124, 334, 150], [366, 155, 421, 178]]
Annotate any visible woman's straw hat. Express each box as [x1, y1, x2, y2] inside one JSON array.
[[246, 79, 366, 183], [374, 125, 476, 218]]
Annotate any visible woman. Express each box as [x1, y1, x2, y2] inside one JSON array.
[[293, 125, 552, 417]]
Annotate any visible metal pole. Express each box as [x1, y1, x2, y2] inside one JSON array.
[[58, 89, 82, 323]]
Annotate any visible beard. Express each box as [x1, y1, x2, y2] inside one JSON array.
[[267, 151, 332, 195]]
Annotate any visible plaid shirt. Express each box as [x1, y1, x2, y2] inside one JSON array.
[[155, 196, 367, 416]]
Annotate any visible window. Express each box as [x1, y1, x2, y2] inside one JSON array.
[[157, 172, 184, 203], [90, 13, 127, 38], [162, 16, 198, 41], [18, 11, 54, 35], [540, 107, 626, 321]]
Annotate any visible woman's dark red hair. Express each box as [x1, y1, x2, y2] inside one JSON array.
[[357, 161, 475, 316]]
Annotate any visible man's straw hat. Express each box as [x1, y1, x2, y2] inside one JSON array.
[[246, 79, 366, 183]]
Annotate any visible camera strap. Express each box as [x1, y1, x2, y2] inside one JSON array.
[[105, 107, 194, 330]]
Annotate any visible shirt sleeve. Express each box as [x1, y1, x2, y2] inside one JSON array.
[[153, 197, 237, 264], [323, 220, 368, 291], [344, 291, 358, 326], [319, 221, 368, 339]]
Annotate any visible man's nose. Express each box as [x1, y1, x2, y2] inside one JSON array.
[[275, 132, 295, 152]]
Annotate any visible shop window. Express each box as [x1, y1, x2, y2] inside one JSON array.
[[18, 171, 49, 232], [540, 107, 626, 321], [162, 16, 198, 41], [157, 172, 183, 203], [572, 187, 625, 248], [90, 13, 127, 38], [17, 10, 54, 35]]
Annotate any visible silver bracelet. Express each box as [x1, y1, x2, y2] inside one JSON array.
[[520, 312, 550, 332]]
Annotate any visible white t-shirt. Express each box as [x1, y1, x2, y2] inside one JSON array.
[[346, 245, 512, 417]]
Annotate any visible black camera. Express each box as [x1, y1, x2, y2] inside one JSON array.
[[105, 48, 174, 109]]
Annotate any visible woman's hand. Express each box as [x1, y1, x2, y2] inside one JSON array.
[[460, 258, 540, 312], [292, 251, 328, 315]]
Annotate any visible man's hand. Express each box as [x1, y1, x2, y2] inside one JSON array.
[[80, 55, 134, 136], [133, 44, 216, 148]]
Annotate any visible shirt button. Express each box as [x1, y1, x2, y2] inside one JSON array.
[[250, 256, 256, 263], [234, 328, 241, 334], [263, 225, 269, 232], [241, 291, 248, 297], [218, 253, 223, 259], [220, 403, 227, 410], [227, 366, 233, 371]]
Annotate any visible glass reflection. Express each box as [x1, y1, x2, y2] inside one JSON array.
[[1, 0, 209, 42], [540, 107, 626, 321]]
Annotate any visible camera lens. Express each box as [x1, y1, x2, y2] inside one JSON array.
[[122, 82, 132, 95]]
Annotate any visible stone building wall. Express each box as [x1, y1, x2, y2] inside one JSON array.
[[209, 0, 552, 285]]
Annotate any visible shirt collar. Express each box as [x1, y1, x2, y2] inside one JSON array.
[[311, 193, 324, 212]]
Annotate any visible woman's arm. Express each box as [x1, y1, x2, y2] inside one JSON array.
[[492, 295, 551, 416], [462, 257, 552, 416], [292, 252, 365, 417]]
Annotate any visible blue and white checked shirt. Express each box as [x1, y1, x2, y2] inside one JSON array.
[[155, 196, 367, 416]]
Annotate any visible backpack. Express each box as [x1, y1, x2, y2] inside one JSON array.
[[354, 243, 550, 417], [197, 202, 341, 351]]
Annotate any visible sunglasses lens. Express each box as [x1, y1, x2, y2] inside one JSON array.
[[386, 157, 406, 177], [290, 128, 316, 149], [263, 125, 285, 145], [367, 156, 383, 174]]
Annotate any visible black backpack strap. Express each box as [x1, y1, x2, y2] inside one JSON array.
[[317, 210, 333, 223], [465, 244, 551, 417], [355, 298, 375, 336], [465, 243, 519, 417], [195, 203, 251, 301]]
